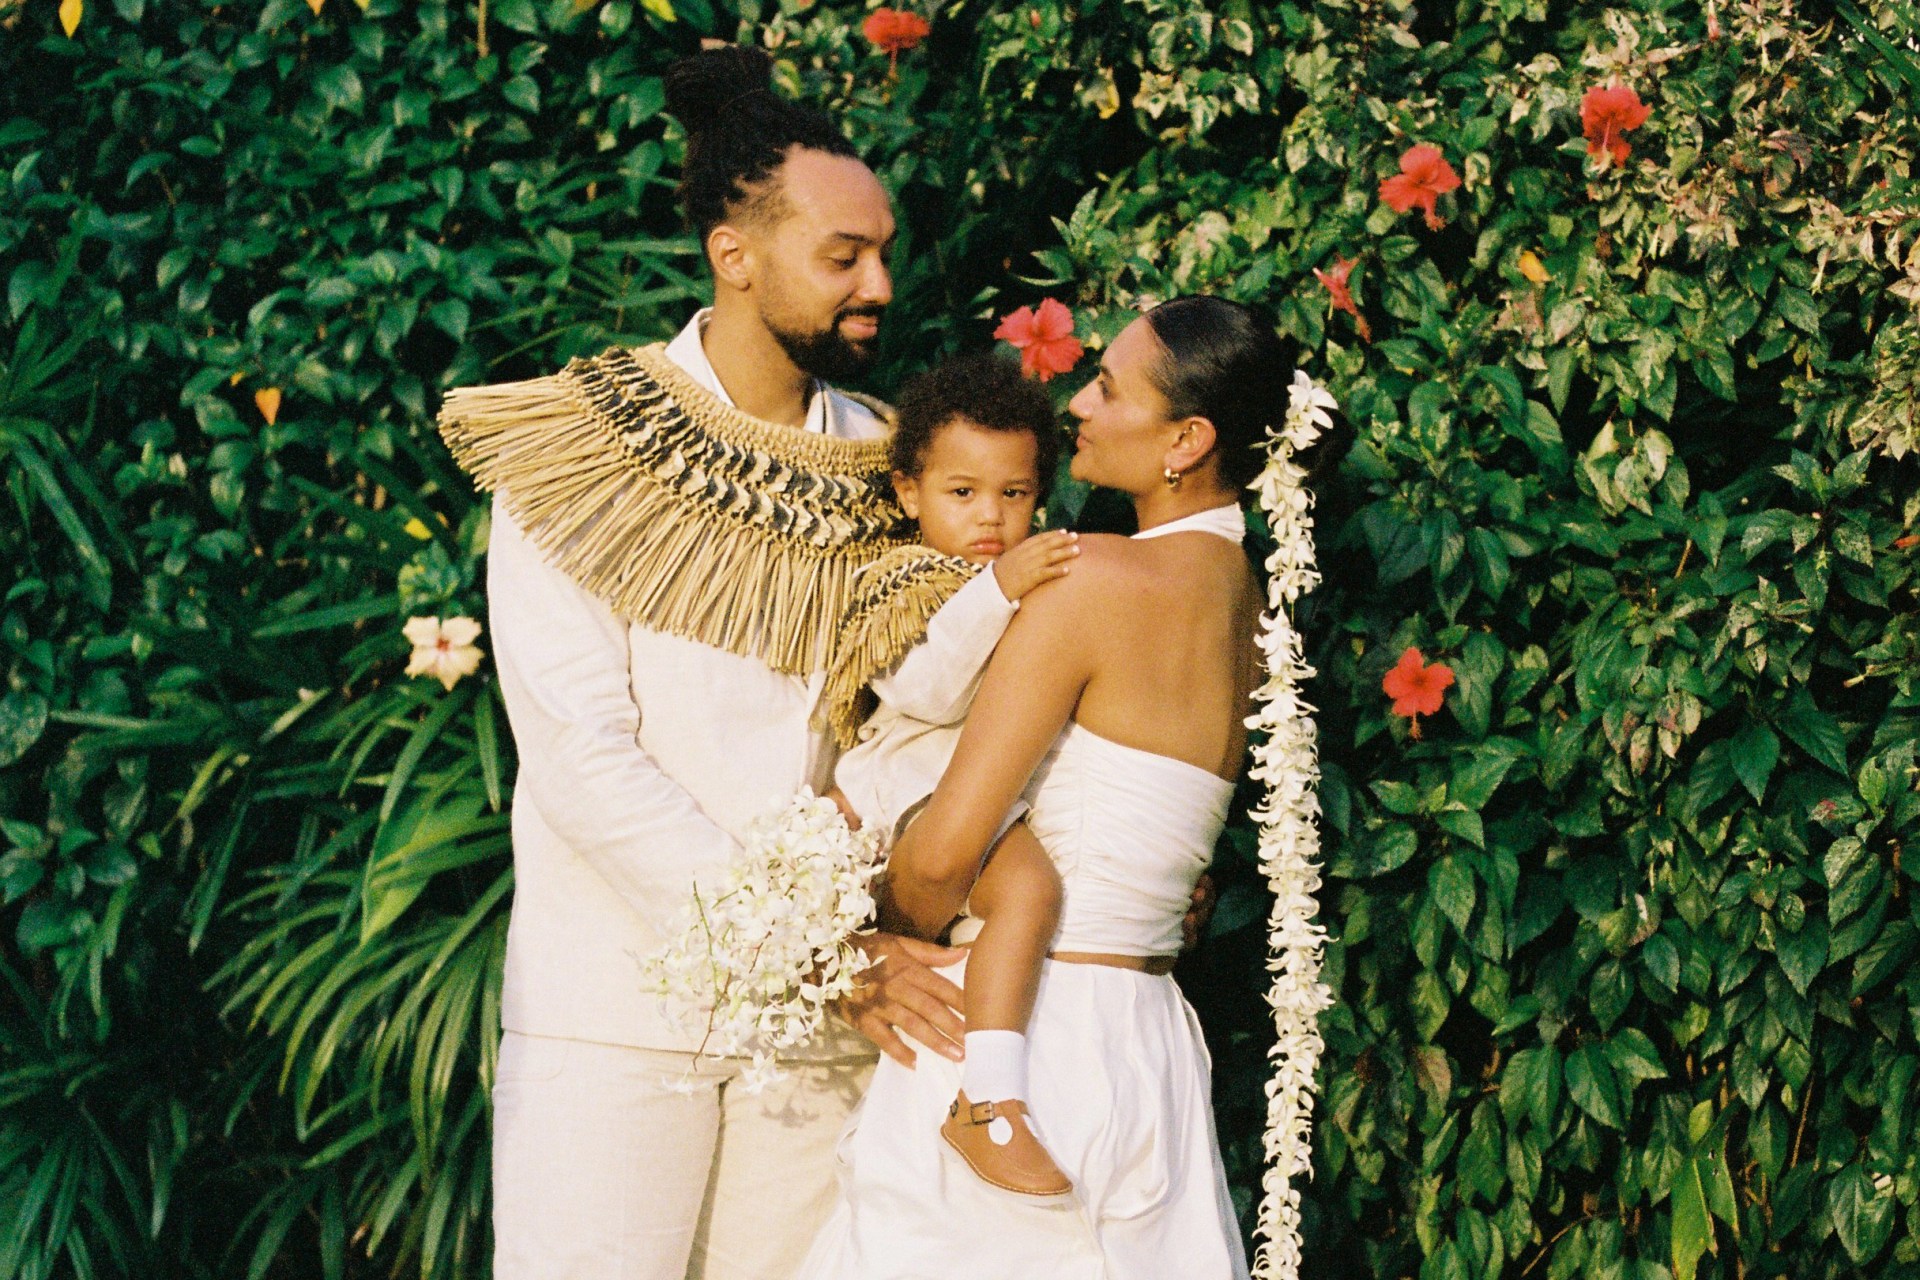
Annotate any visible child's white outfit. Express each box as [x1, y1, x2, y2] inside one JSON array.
[[822, 549, 1022, 842]]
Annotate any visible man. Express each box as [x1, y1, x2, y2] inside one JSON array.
[[438, 45, 967, 1280]]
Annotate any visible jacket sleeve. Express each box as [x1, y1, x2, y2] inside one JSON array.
[[868, 569, 1018, 727], [485, 497, 738, 924]]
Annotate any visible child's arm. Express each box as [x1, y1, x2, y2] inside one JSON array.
[[876, 531, 1077, 725]]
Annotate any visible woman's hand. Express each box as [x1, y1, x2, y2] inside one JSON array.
[[834, 932, 967, 1067], [1180, 873, 1216, 953], [990, 529, 1078, 601]]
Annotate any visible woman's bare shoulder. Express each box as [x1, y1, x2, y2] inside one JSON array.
[[1013, 534, 1148, 622]]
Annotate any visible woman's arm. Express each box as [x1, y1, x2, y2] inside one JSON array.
[[880, 546, 1116, 937]]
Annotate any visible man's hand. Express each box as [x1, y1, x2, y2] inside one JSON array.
[[990, 530, 1078, 601], [824, 785, 863, 830], [835, 932, 966, 1067], [1180, 873, 1217, 954]]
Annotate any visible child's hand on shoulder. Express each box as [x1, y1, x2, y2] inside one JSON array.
[[990, 530, 1079, 601]]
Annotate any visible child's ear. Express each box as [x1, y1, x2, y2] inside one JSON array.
[[891, 471, 921, 520]]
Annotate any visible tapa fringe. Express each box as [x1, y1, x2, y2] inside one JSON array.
[[815, 545, 978, 747], [438, 343, 907, 675]]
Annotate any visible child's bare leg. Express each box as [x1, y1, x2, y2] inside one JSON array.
[[962, 820, 1061, 1032], [941, 820, 1071, 1196]]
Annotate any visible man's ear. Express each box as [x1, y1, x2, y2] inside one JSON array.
[[707, 222, 756, 294], [891, 471, 921, 520], [1165, 416, 1217, 475]]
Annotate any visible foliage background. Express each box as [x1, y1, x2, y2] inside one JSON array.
[[2, 0, 1918, 1277]]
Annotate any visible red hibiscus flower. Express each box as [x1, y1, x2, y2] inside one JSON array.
[[993, 298, 1083, 382], [1312, 255, 1370, 342], [1382, 647, 1454, 739], [863, 8, 930, 66], [1378, 144, 1461, 231], [1581, 84, 1652, 165]]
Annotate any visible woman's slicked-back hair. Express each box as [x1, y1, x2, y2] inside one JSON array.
[[663, 45, 860, 244], [1141, 295, 1294, 490]]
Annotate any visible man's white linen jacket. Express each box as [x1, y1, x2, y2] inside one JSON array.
[[485, 313, 904, 1055]]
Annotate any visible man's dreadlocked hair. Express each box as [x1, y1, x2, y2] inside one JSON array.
[[663, 46, 861, 245]]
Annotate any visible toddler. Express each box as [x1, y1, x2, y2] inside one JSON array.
[[819, 351, 1077, 1197]]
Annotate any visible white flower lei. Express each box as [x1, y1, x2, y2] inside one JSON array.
[[1246, 370, 1338, 1280], [640, 789, 886, 1092]]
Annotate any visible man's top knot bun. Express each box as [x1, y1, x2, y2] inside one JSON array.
[[664, 45, 859, 243], [664, 45, 775, 137]]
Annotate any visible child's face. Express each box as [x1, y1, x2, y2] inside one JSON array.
[[892, 418, 1041, 565]]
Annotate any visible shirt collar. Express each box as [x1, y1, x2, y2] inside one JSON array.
[[662, 308, 836, 437]]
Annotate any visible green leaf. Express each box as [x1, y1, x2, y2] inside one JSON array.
[[1829, 1164, 1894, 1264], [1606, 1027, 1667, 1084], [1775, 285, 1822, 333], [1474, 366, 1525, 428], [1452, 632, 1504, 741], [360, 791, 489, 944], [1671, 1152, 1715, 1280], [1435, 807, 1485, 849], [1693, 348, 1736, 401], [1777, 690, 1848, 774], [503, 76, 542, 114], [1431, 856, 1477, 934], [1449, 748, 1518, 810], [1372, 779, 1424, 815], [1729, 722, 1781, 802], [1776, 916, 1828, 995], [1545, 348, 1576, 414], [1363, 822, 1420, 876], [1565, 1044, 1623, 1128], [1410, 970, 1450, 1040], [1408, 382, 1450, 435], [0, 691, 50, 768]]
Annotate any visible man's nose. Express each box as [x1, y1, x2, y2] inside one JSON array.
[[1066, 384, 1094, 420], [857, 254, 892, 308]]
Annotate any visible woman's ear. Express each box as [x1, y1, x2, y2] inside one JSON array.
[[891, 471, 921, 520], [1164, 416, 1217, 476]]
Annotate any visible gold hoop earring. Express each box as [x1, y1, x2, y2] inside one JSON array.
[[1163, 466, 1182, 491]]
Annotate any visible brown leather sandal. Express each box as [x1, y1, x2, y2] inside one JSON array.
[[940, 1089, 1074, 1197]]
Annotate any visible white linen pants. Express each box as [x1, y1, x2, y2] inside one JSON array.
[[492, 1031, 875, 1280]]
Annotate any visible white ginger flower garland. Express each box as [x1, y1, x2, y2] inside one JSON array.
[[640, 789, 886, 1092], [1246, 369, 1338, 1280]]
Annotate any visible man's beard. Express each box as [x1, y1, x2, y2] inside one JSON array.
[[767, 308, 883, 383]]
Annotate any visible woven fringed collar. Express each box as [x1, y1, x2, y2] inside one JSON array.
[[816, 545, 979, 747], [438, 343, 908, 675]]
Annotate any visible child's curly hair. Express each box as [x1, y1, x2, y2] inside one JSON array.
[[889, 352, 1062, 483]]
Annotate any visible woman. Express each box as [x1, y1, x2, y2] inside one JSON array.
[[798, 296, 1285, 1279]]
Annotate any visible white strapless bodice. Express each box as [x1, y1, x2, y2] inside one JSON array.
[[1025, 722, 1234, 955]]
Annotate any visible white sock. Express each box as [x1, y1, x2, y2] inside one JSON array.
[[962, 1030, 1028, 1104]]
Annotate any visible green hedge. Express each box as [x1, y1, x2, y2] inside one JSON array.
[[2, 0, 1918, 1277]]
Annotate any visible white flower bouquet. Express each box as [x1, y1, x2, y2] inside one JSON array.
[[640, 789, 887, 1091]]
